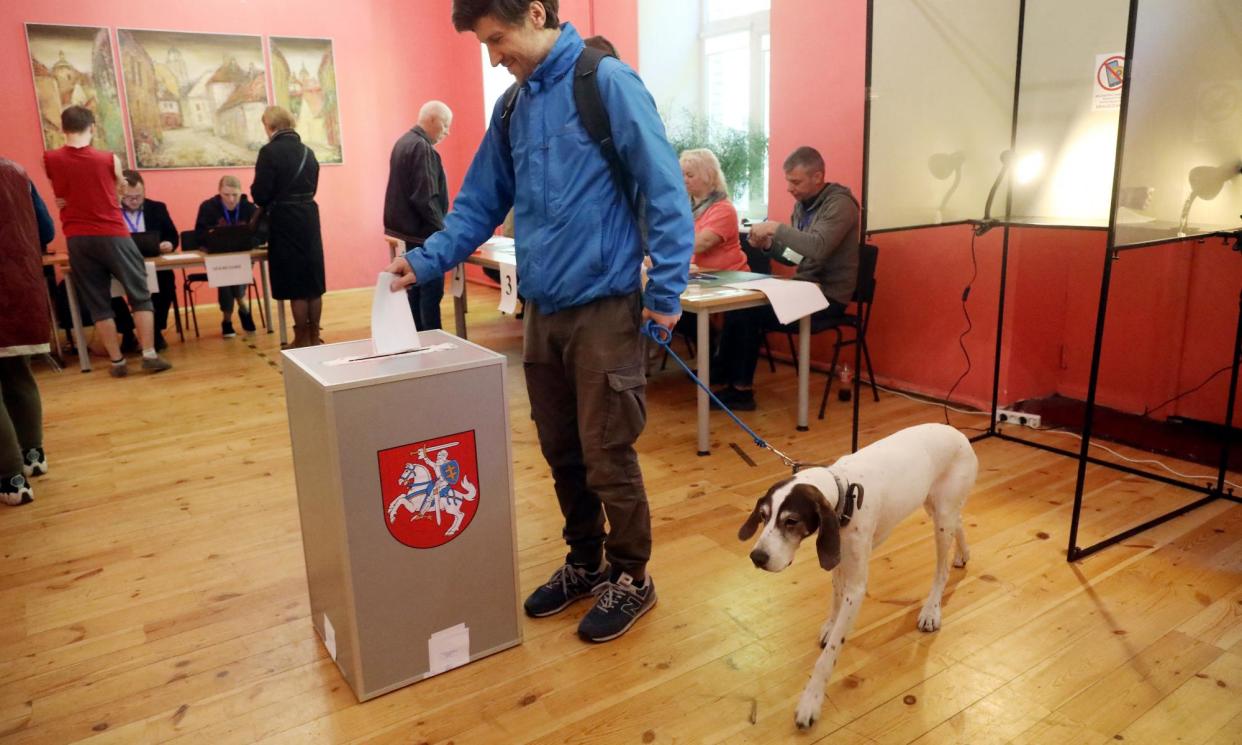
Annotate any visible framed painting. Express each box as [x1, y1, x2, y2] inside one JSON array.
[[25, 23, 128, 163], [269, 36, 344, 164], [117, 29, 270, 169]]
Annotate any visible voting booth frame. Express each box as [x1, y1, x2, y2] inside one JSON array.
[[282, 330, 522, 701], [855, 0, 1242, 562]]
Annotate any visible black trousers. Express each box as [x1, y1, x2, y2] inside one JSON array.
[[716, 303, 846, 388]]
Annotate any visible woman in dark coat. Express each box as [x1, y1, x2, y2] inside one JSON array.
[[252, 106, 326, 347], [0, 158, 50, 505]]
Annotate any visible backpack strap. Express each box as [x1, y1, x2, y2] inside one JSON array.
[[573, 47, 639, 218], [498, 83, 520, 154], [496, 47, 641, 222]]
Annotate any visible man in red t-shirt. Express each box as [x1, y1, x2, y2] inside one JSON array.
[[43, 106, 171, 377]]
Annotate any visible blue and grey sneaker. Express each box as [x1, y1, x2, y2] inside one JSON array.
[[524, 562, 610, 618], [578, 572, 657, 643], [22, 447, 47, 478], [1, 474, 33, 507]]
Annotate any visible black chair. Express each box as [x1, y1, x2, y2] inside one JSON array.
[[814, 243, 880, 419], [180, 229, 267, 337]]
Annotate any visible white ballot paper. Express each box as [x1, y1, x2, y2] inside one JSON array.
[[725, 277, 829, 325], [372, 272, 422, 354], [497, 258, 519, 315], [450, 264, 466, 298], [205, 254, 253, 288], [428, 623, 471, 675], [144, 261, 159, 293], [110, 264, 159, 296]]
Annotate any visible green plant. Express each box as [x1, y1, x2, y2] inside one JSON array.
[[665, 110, 769, 204]]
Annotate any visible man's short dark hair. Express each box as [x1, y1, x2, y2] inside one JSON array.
[[452, 0, 559, 32], [60, 105, 95, 134], [784, 146, 825, 174], [122, 170, 144, 188]]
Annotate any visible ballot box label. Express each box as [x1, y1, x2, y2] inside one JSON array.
[[377, 430, 480, 548]]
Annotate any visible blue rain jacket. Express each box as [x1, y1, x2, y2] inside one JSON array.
[[403, 23, 693, 315]]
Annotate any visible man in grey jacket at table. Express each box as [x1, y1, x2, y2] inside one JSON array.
[[713, 146, 859, 411]]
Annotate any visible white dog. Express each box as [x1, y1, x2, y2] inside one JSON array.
[[737, 423, 978, 729]]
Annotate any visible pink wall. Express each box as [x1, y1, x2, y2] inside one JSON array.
[[0, 0, 486, 294], [566, 0, 639, 66], [769, 0, 1239, 425]]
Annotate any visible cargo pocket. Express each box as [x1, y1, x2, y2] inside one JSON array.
[[603, 365, 647, 449]]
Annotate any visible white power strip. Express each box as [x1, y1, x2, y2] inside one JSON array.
[[996, 409, 1042, 429]]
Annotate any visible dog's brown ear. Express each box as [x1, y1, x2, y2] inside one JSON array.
[[816, 501, 842, 571], [738, 497, 766, 541]]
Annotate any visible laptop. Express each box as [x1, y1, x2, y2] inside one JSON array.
[[201, 224, 256, 253], [130, 230, 162, 258]]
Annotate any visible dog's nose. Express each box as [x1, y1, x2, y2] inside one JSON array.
[[750, 550, 769, 568]]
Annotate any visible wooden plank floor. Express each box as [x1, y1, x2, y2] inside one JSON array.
[[2, 285, 1240, 744]]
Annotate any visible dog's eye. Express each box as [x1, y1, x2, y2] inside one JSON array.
[[783, 516, 800, 528]]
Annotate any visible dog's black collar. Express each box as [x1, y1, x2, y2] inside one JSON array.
[[830, 471, 864, 527]]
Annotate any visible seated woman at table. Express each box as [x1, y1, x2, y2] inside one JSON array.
[[680, 148, 748, 272], [195, 175, 257, 338]]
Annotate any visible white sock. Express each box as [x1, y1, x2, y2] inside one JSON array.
[[142, 348, 157, 359]]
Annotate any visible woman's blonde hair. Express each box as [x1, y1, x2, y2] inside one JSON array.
[[261, 106, 297, 132], [679, 148, 729, 197]]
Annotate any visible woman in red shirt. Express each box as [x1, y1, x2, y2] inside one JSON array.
[[679, 149, 749, 272]]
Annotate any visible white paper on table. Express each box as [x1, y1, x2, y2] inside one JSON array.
[[144, 261, 159, 293], [450, 264, 466, 298], [427, 623, 470, 674], [160, 252, 201, 263], [205, 254, 252, 288], [724, 277, 829, 325], [497, 258, 519, 314], [322, 613, 337, 660], [371, 271, 422, 354], [483, 235, 515, 248]]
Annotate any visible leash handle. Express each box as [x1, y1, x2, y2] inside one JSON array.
[[641, 320, 799, 469]]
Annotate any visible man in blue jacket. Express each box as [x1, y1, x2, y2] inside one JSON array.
[[385, 0, 693, 642]]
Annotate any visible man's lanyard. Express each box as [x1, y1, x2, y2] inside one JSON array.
[[122, 208, 143, 233], [222, 203, 239, 225]]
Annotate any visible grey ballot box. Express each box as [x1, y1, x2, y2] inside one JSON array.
[[281, 330, 521, 701]]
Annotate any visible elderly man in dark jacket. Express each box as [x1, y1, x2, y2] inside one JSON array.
[[383, 100, 452, 330], [0, 158, 50, 506], [252, 106, 325, 347]]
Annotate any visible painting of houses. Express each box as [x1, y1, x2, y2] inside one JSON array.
[[117, 29, 270, 169], [25, 24, 128, 163], [270, 36, 343, 164]]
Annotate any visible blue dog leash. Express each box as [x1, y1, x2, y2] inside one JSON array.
[[641, 320, 801, 469]]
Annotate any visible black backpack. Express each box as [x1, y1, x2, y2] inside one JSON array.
[[498, 46, 642, 222]]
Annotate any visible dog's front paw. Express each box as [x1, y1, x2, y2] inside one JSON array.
[[917, 601, 941, 632], [794, 685, 823, 730]]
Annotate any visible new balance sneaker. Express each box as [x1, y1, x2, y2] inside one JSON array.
[[141, 355, 173, 373], [221, 320, 237, 338], [239, 308, 256, 333], [524, 561, 610, 618], [22, 448, 47, 478], [1, 474, 33, 506], [578, 572, 657, 643]]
